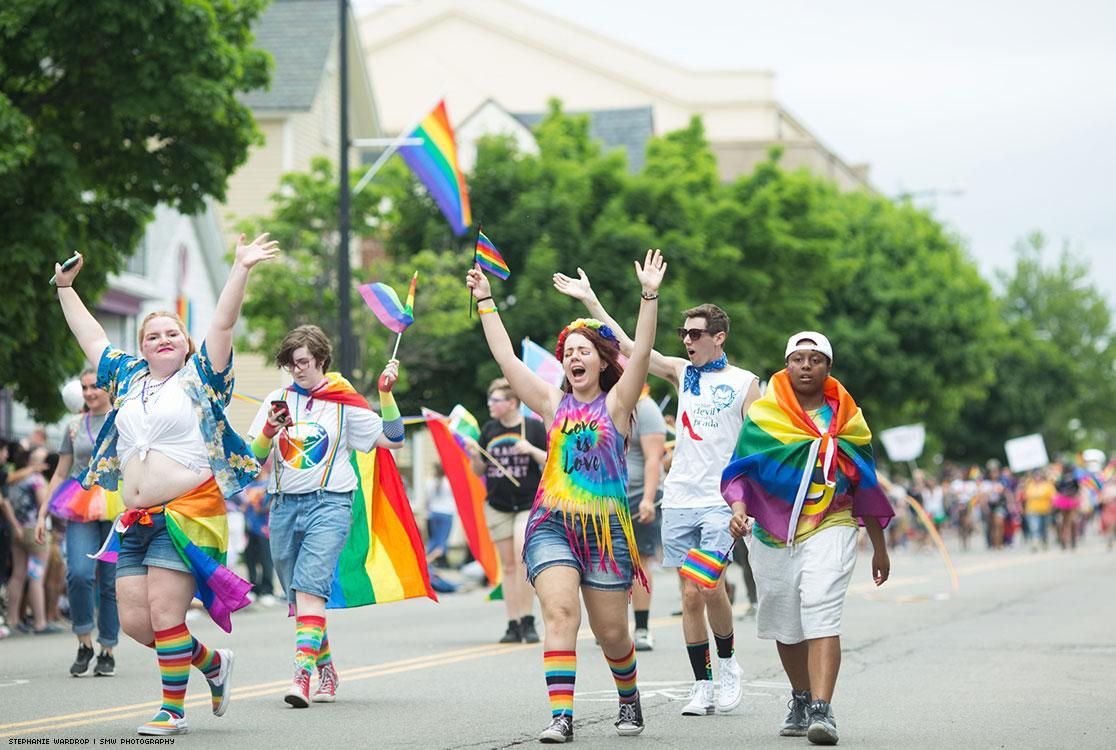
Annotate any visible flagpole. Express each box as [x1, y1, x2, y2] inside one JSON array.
[[391, 332, 403, 360], [352, 105, 431, 197], [468, 223, 481, 318]]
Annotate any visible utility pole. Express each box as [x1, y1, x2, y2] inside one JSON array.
[[337, 0, 354, 377]]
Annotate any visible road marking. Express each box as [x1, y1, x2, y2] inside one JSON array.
[[0, 642, 531, 737]]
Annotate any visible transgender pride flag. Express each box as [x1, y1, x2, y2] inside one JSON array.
[[520, 337, 565, 419]]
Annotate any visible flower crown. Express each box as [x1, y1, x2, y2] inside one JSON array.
[[554, 318, 619, 360]]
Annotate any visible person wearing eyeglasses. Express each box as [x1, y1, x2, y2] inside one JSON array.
[[469, 378, 546, 644], [553, 271, 758, 718], [246, 324, 404, 709]]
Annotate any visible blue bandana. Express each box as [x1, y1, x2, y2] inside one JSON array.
[[683, 354, 727, 396]]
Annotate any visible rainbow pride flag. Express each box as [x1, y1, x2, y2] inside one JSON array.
[[359, 272, 418, 335], [424, 410, 501, 588], [175, 295, 193, 337], [48, 479, 125, 523], [399, 100, 471, 235], [679, 546, 732, 588], [93, 478, 251, 633], [327, 448, 437, 608], [447, 404, 481, 443], [721, 370, 893, 547], [475, 230, 510, 280]]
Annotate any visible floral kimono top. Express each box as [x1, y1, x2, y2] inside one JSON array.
[[80, 342, 260, 498]]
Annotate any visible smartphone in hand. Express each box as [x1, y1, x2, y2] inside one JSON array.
[[270, 399, 292, 426], [49, 254, 82, 286]]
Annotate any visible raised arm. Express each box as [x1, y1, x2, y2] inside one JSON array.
[[206, 233, 280, 372], [608, 250, 667, 431], [53, 254, 111, 366], [553, 266, 686, 387], [467, 264, 562, 422]]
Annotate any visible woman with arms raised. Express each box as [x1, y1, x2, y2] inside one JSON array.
[[53, 234, 278, 736], [466, 249, 666, 743]]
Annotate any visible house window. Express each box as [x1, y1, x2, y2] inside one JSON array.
[[126, 234, 148, 276]]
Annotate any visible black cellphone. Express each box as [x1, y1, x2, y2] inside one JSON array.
[[49, 254, 81, 286], [271, 399, 292, 424]]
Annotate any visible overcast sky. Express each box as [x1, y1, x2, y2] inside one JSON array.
[[358, 0, 1115, 304]]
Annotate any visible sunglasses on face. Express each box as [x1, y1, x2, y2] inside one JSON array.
[[676, 327, 710, 341]]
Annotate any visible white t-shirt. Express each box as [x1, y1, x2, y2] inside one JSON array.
[[663, 364, 756, 509], [249, 388, 383, 494]]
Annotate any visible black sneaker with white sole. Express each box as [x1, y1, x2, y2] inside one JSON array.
[[615, 697, 644, 736], [538, 715, 573, 743], [93, 651, 116, 676], [70, 644, 95, 677]]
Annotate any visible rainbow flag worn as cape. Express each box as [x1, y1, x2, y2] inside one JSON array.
[[286, 372, 371, 410], [359, 272, 418, 334], [424, 410, 502, 588], [49, 479, 125, 523], [327, 448, 437, 608], [399, 100, 471, 235], [93, 478, 251, 633], [721, 370, 894, 546], [475, 231, 510, 280]]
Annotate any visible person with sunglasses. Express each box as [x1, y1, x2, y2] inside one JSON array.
[[246, 324, 404, 708], [553, 271, 759, 717], [469, 378, 547, 644]]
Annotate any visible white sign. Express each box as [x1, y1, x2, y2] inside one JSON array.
[[879, 424, 926, 462], [1004, 433, 1049, 473]]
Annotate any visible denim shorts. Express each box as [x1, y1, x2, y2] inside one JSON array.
[[116, 512, 191, 578], [523, 508, 634, 591], [269, 489, 353, 605], [661, 504, 735, 568]]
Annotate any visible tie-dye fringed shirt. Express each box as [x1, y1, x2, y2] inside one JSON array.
[[528, 392, 647, 589]]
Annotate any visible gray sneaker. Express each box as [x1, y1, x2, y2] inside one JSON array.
[[539, 714, 573, 743], [779, 689, 812, 736], [806, 699, 838, 745]]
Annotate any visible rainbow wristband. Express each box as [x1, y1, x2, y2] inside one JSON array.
[[250, 433, 273, 461], [478, 303, 497, 315]]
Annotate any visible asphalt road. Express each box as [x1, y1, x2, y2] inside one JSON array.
[[1, 533, 1113, 749]]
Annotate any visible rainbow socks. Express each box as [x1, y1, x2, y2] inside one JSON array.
[[605, 644, 638, 705], [687, 639, 712, 681], [544, 650, 576, 718], [153, 624, 193, 718], [294, 615, 326, 676], [316, 629, 332, 670]]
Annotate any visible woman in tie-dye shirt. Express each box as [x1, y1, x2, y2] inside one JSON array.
[[466, 249, 666, 743]]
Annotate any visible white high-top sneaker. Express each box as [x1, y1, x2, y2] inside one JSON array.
[[681, 679, 715, 715]]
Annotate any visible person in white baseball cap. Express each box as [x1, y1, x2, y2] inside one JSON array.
[[785, 332, 833, 364]]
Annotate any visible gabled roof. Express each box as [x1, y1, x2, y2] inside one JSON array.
[[241, 0, 337, 111], [511, 106, 654, 173]]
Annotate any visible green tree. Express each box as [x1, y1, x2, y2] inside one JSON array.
[[944, 234, 1116, 459], [822, 193, 1001, 443], [0, 0, 271, 420]]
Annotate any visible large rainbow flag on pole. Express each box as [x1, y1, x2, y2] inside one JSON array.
[[327, 447, 438, 608], [399, 100, 472, 235], [423, 410, 501, 588]]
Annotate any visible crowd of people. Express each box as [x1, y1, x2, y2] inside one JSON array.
[[2, 243, 1114, 747]]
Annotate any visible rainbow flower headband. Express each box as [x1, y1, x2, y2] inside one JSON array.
[[555, 318, 619, 360]]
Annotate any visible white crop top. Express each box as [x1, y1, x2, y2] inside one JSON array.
[[116, 372, 209, 473]]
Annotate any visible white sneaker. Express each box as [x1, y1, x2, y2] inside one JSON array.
[[259, 594, 277, 607], [137, 711, 188, 736], [681, 680, 715, 716], [633, 628, 654, 651], [717, 657, 743, 712]]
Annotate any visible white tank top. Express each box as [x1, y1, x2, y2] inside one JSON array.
[[663, 364, 755, 509], [116, 372, 209, 473]]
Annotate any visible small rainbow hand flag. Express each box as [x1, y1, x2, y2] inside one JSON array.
[[359, 272, 418, 334], [475, 230, 510, 280], [679, 546, 733, 589]]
